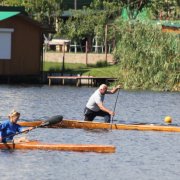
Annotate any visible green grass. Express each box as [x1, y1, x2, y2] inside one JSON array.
[[43, 62, 118, 77], [83, 65, 119, 77]]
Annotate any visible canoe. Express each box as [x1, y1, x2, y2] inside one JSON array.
[[0, 140, 115, 153], [18, 119, 180, 132]]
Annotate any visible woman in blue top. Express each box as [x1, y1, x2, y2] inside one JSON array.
[[0, 110, 32, 143]]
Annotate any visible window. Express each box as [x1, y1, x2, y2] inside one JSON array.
[[0, 28, 14, 60]]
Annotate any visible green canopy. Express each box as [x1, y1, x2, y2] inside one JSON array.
[[0, 11, 20, 21]]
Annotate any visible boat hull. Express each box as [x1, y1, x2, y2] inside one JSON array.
[[18, 119, 180, 132], [0, 141, 115, 153]]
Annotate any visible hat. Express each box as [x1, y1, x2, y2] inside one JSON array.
[[8, 110, 20, 118]]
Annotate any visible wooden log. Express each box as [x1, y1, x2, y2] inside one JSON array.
[[0, 141, 115, 153], [18, 119, 180, 132]]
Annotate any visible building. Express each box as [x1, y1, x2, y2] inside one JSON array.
[[0, 6, 46, 83], [162, 23, 180, 34]]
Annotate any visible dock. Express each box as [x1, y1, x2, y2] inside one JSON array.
[[48, 75, 117, 87]]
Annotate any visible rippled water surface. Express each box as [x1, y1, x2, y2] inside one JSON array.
[[0, 85, 180, 180]]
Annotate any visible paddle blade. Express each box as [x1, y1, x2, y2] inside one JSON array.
[[41, 115, 63, 127]]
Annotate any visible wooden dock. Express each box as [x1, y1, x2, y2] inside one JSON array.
[[48, 75, 117, 87]]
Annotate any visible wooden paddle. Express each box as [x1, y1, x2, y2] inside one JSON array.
[[110, 88, 120, 129], [1, 115, 63, 141]]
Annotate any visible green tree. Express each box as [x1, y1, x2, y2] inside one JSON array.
[[148, 0, 180, 20], [59, 1, 121, 49], [1, 0, 63, 29], [28, 0, 62, 29], [0, 0, 32, 10]]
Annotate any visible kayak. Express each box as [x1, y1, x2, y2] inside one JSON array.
[[0, 140, 115, 153], [18, 119, 180, 132]]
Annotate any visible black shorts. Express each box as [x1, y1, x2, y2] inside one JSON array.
[[84, 107, 111, 123]]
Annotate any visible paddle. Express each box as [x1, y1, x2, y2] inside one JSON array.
[[37, 115, 63, 127], [1, 115, 63, 141], [110, 88, 120, 129]]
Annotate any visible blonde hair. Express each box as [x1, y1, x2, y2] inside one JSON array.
[[8, 110, 20, 118]]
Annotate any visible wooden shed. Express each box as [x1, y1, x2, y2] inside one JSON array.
[[162, 23, 180, 34], [0, 9, 46, 82]]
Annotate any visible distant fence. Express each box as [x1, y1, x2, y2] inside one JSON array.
[[44, 52, 114, 64]]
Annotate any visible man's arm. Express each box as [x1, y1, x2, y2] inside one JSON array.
[[107, 85, 122, 94], [97, 102, 115, 116]]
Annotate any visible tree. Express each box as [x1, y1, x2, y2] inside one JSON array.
[[59, 1, 122, 50], [1, 0, 63, 30], [148, 0, 180, 20]]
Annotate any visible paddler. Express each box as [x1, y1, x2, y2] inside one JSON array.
[[84, 84, 121, 123], [0, 110, 33, 143]]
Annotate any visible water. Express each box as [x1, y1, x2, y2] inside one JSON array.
[[0, 85, 180, 180]]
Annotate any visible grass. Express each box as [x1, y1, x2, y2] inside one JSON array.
[[43, 62, 118, 77]]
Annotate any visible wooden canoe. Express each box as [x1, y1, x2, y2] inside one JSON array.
[[18, 119, 180, 132], [0, 140, 115, 153]]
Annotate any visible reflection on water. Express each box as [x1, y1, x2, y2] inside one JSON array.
[[0, 85, 180, 180]]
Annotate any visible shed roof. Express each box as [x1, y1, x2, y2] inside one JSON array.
[[0, 11, 53, 32], [162, 22, 180, 28], [0, 11, 20, 21]]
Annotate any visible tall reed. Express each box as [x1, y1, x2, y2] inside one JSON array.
[[113, 20, 180, 91]]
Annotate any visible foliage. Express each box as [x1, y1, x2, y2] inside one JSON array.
[[29, 0, 62, 28], [58, 1, 122, 44], [1, 0, 62, 29], [113, 20, 180, 91], [2, 0, 179, 35], [63, 9, 97, 41], [147, 0, 180, 20], [95, 60, 108, 67]]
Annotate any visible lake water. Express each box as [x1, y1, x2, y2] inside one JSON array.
[[0, 85, 180, 180]]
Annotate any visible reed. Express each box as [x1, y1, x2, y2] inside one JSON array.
[[113, 20, 179, 91]]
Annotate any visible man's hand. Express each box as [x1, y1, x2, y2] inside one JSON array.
[[98, 103, 115, 116], [108, 110, 115, 116], [116, 84, 122, 89], [0, 137, 2, 143]]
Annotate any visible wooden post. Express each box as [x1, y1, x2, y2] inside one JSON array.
[[74, 0, 77, 10], [76, 78, 80, 87], [85, 41, 88, 66], [61, 42, 65, 76], [105, 24, 108, 63], [49, 78, 51, 86]]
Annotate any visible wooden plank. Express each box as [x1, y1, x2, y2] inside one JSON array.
[[57, 120, 180, 132], [18, 120, 42, 126], [0, 141, 115, 153], [47, 76, 117, 86], [18, 119, 180, 132]]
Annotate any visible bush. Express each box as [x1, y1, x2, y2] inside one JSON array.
[[95, 60, 109, 67], [113, 20, 180, 91]]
